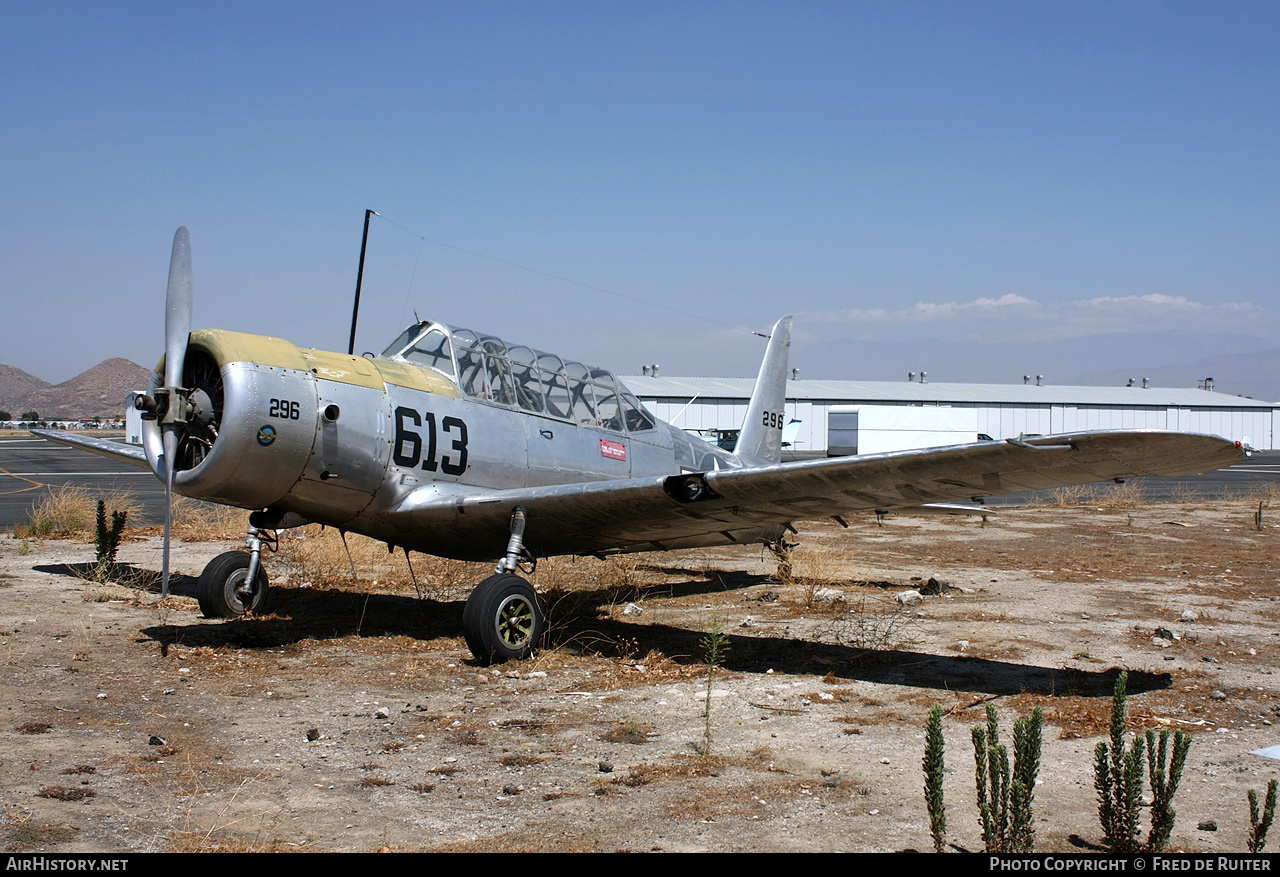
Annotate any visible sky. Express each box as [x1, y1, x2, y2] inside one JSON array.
[[2, 1, 1278, 386]]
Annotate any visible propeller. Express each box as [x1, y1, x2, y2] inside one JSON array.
[[160, 227, 193, 598]]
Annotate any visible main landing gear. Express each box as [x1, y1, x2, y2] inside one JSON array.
[[462, 507, 545, 665], [196, 526, 272, 618], [194, 514, 545, 666]]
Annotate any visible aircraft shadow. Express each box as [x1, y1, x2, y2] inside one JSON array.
[[34, 562, 196, 595], [34, 562, 1167, 697], [547, 611, 1170, 697]]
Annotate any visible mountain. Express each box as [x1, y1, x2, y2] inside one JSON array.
[[0, 365, 51, 413], [789, 330, 1280, 399], [6, 359, 152, 420], [1069, 347, 1280, 403]]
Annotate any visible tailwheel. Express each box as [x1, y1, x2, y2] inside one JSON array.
[[462, 573, 544, 665], [197, 550, 270, 618]]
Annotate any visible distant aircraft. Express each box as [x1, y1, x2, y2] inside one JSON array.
[[37, 228, 1246, 663]]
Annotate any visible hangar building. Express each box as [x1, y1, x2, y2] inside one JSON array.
[[619, 375, 1280, 454]]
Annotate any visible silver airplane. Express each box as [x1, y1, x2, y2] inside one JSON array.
[[37, 228, 1247, 664]]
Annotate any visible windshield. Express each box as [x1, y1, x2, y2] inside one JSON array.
[[383, 321, 658, 433]]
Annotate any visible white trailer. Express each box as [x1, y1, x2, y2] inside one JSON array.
[[827, 405, 980, 457]]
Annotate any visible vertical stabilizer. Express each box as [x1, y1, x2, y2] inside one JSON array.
[[734, 316, 792, 466]]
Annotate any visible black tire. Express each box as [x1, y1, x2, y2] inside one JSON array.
[[197, 550, 269, 619], [462, 573, 544, 665]]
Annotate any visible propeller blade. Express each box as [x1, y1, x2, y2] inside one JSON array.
[[161, 427, 176, 598], [160, 226, 191, 600], [164, 226, 192, 390]]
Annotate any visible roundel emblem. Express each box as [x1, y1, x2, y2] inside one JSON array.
[[257, 425, 278, 446]]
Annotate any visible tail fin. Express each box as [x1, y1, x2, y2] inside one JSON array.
[[734, 316, 792, 466]]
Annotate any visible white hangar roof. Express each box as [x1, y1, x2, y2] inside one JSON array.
[[618, 376, 1278, 409]]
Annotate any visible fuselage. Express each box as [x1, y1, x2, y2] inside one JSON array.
[[143, 322, 747, 559]]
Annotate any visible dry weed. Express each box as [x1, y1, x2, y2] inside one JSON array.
[[498, 753, 543, 767], [773, 542, 861, 607], [272, 525, 487, 598], [1240, 482, 1280, 505], [533, 554, 649, 596], [1164, 482, 1202, 505], [1041, 484, 1090, 507], [1090, 480, 1145, 509], [171, 497, 250, 542], [36, 787, 95, 802], [17, 486, 141, 540], [822, 596, 921, 651]]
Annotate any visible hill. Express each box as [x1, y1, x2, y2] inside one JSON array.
[[0, 364, 51, 414], [6, 358, 151, 420]]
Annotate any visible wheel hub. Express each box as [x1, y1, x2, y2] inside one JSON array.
[[496, 595, 535, 647], [228, 570, 258, 612]]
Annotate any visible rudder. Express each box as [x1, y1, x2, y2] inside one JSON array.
[[734, 316, 792, 466]]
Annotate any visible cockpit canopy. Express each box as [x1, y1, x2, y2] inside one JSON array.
[[381, 321, 657, 434]]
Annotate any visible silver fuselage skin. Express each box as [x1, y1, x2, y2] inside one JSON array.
[[143, 327, 757, 561]]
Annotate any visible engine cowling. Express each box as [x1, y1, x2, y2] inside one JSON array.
[[141, 330, 321, 509]]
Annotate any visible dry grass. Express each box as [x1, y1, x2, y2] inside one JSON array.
[[534, 553, 650, 596], [538, 554, 669, 657], [1239, 482, 1280, 504], [36, 787, 95, 801], [772, 542, 863, 608], [171, 497, 251, 542], [16, 486, 141, 540], [1090, 480, 1145, 509], [499, 753, 544, 767], [272, 525, 489, 599], [1038, 481, 1144, 509], [1041, 484, 1090, 507], [600, 721, 652, 744]]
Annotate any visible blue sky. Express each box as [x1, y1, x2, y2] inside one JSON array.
[[3, 1, 1277, 384]]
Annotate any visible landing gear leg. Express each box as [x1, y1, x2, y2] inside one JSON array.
[[245, 525, 265, 588], [766, 534, 797, 582], [495, 506, 531, 574], [463, 507, 544, 664]]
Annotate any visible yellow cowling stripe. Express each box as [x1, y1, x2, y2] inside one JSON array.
[[161, 329, 459, 398]]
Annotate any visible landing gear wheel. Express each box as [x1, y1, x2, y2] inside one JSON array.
[[462, 573, 544, 665], [197, 550, 270, 618]]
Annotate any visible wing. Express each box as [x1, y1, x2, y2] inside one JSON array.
[[30, 430, 151, 469], [388, 430, 1242, 559]]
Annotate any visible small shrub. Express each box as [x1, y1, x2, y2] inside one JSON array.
[[972, 703, 1042, 852], [1094, 671, 1147, 853], [93, 500, 127, 583], [923, 704, 946, 853], [700, 610, 730, 756], [1248, 780, 1278, 854], [1145, 728, 1191, 852]]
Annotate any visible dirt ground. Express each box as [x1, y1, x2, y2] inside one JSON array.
[[2, 497, 1279, 853]]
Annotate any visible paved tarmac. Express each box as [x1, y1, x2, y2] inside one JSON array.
[[0, 436, 166, 529], [2, 435, 1277, 532]]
